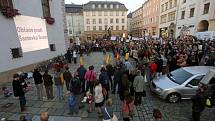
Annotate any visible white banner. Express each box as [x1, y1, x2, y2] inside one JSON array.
[[14, 15, 49, 52]]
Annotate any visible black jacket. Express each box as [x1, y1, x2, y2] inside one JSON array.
[[192, 91, 206, 112], [43, 73, 53, 87], [33, 71, 43, 84], [12, 79, 25, 97]]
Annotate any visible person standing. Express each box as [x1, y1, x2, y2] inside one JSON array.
[[191, 84, 207, 121], [94, 80, 104, 117], [122, 93, 134, 121], [99, 67, 109, 100], [133, 70, 145, 105], [112, 65, 122, 94], [42, 70, 54, 100], [102, 99, 114, 121], [33, 69, 44, 100], [73, 50, 77, 64], [106, 64, 114, 90], [12, 73, 27, 112], [77, 65, 87, 93], [84, 66, 96, 93], [54, 69, 64, 100], [65, 49, 72, 63], [63, 67, 72, 91], [119, 74, 130, 101]]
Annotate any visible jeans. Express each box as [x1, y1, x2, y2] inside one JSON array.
[[45, 86, 53, 99], [86, 81, 94, 93], [19, 96, 26, 110], [36, 84, 43, 100], [192, 111, 200, 121], [56, 85, 63, 100], [135, 92, 142, 105]]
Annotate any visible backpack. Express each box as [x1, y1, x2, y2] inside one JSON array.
[[68, 95, 76, 107], [70, 77, 81, 94]]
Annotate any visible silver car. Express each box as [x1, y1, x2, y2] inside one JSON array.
[[150, 66, 215, 103]]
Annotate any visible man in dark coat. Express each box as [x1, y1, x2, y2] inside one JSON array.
[[12, 73, 27, 112], [106, 64, 114, 90], [192, 84, 207, 121], [63, 67, 72, 91], [33, 69, 43, 100], [43, 70, 54, 99], [77, 65, 87, 93]]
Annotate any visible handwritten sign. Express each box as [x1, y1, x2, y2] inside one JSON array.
[[14, 15, 49, 52]]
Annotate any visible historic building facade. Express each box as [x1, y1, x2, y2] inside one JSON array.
[[66, 4, 84, 45], [159, 0, 178, 38], [176, 0, 215, 38], [131, 6, 143, 37], [83, 1, 128, 40], [142, 0, 160, 38], [127, 13, 132, 35], [0, 0, 67, 81]]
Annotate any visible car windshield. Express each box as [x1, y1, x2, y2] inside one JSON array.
[[167, 68, 193, 85]]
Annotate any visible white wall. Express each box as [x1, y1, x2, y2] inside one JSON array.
[[0, 0, 66, 73]]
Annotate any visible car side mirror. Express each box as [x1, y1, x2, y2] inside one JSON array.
[[186, 84, 193, 88]]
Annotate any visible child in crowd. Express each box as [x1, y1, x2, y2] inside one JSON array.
[[2, 87, 12, 97], [68, 92, 78, 115], [81, 91, 93, 113]]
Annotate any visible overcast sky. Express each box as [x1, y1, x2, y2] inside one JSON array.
[[65, 0, 146, 12]]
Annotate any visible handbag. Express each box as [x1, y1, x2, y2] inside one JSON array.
[[206, 98, 212, 108], [104, 107, 118, 121]]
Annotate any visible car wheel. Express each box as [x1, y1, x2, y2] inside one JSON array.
[[167, 93, 180, 103]]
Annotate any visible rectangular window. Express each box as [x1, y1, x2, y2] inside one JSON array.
[[122, 12, 125, 16], [99, 26, 102, 30], [168, 12, 175, 21], [86, 19, 90, 24], [41, 0, 51, 17], [161, 4, 164, 12], [165, 2, 168, 10], [99, 19, 102, 24], [93, 26, 96, 31], [87, 26, 90, 31], [174, 0, 177, 7], [122, 26, 125, 30], [116, 18, 119, 23], [116, 26, 119, 30], [190, 8, 195, 17], [169, 0, 173, 8], [92, 12, 96, 16], [105, 25, 108, 30], [104, 18, 108, 24], [203, 3, 210, 14], [0, 0, 13, 10], [93, 19, 96, 24], [111, 26, 113, 30], [110, 18, 113, 23], [49, 44, 56, 51], [11, 48, 22, 58], [122, 18, 125, 23], [181, 10, 185, 19]]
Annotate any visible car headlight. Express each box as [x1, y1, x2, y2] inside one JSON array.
[[155, 87, 163, 93]]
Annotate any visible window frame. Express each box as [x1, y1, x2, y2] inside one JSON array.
[[11, 47, 23, 59], [49, 44, 56, 51], [203, 3, 210, 14], [0, 0, 13, 10], [41, 0, 51, 17]]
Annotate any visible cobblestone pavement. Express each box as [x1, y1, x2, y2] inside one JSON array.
[[0, 52, 214, 121]]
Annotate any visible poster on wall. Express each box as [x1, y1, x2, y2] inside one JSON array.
[[14, 15, 49, 53]]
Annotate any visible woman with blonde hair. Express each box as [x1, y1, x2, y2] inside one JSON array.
[[102, 98, 114, 121]]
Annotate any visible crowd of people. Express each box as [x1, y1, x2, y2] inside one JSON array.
[[8, 36, 215, 121]]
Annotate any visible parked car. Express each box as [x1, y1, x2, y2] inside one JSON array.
[[150, 66, 215, 103]]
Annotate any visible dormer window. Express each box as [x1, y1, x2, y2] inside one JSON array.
[[92, 4, 95, 9], [116, 4, 119, 9], [98, 4, 101, 8], [110, 4, 113, 9], [104, 4, 107, 8]]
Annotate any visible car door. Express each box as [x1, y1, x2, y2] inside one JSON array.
[[180, 75, 204, 99]]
